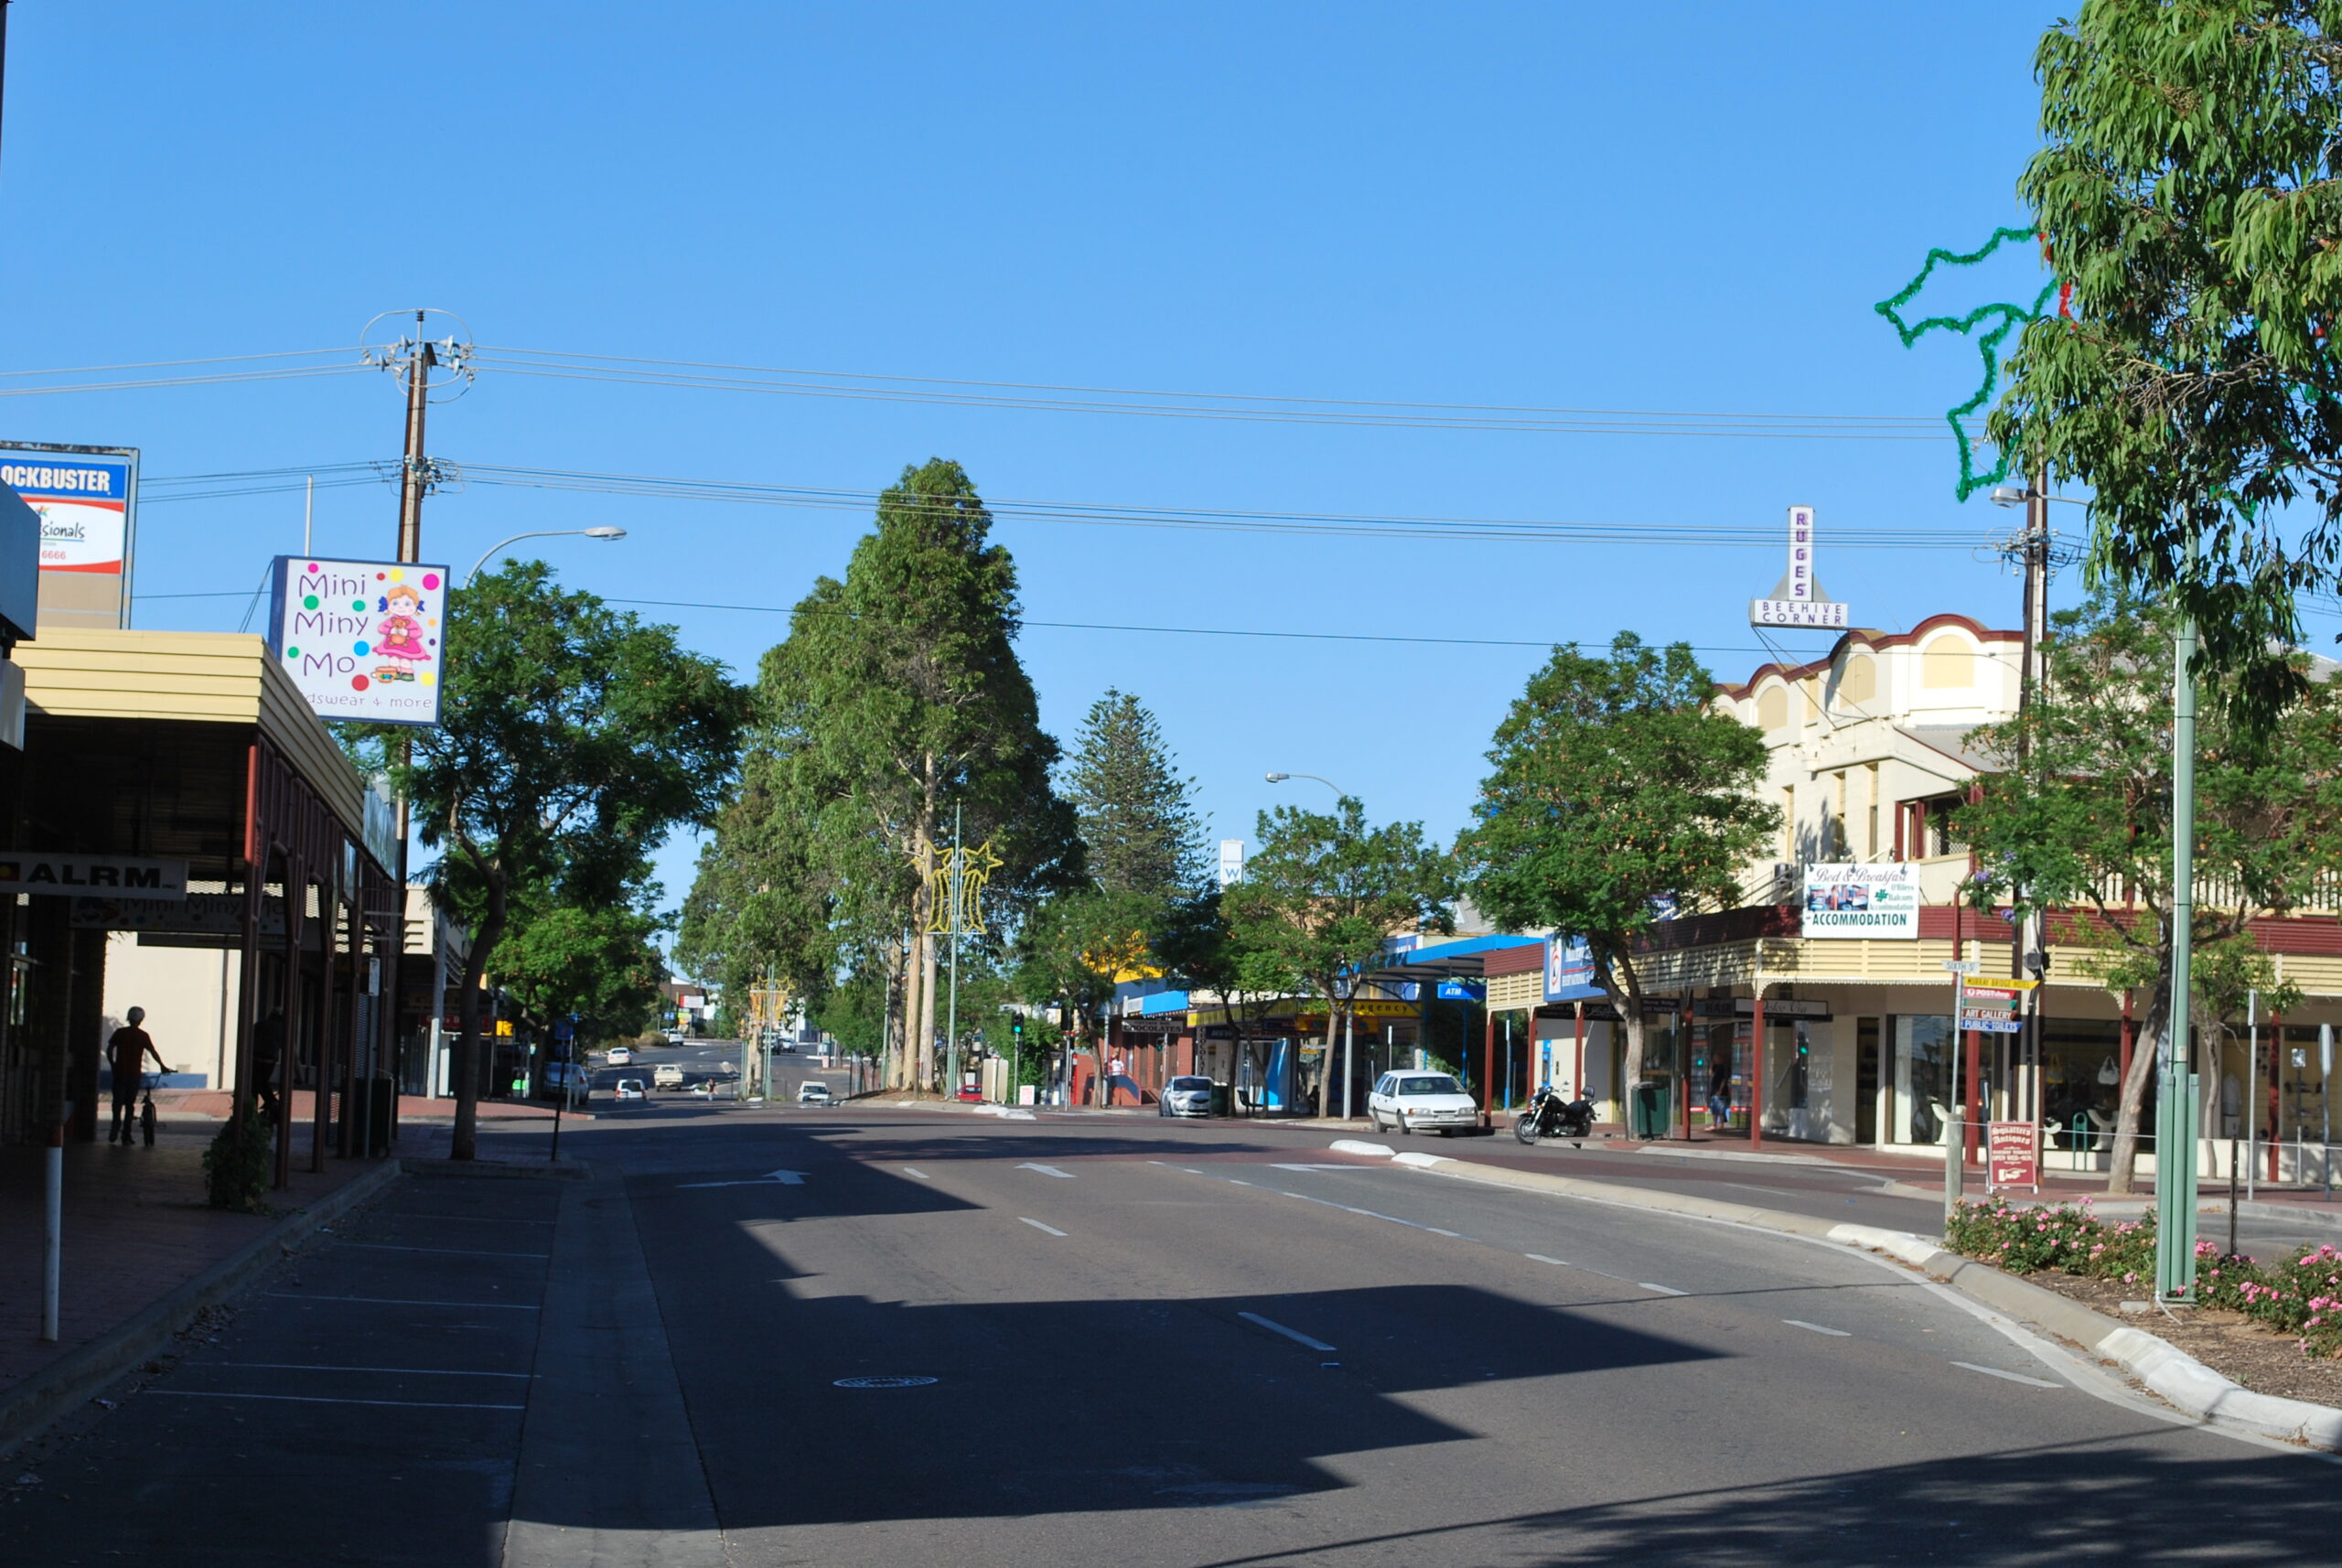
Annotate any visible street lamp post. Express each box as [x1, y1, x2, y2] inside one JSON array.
[[1264, 770, 1347, 798], [463, 526, 627, 587]]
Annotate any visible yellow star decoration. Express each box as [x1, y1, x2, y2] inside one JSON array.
[[927, 840, 1004, 935]]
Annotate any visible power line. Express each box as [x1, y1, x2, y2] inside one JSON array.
[[0, 346, 361, 379], [0, 365, 371, 399]]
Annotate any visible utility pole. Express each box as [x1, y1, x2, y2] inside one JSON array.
[[2158, 532, 2203, 1302]]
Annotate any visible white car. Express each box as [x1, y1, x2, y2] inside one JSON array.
[[1156, 1075, 1213, 1118], [607, 1046, 634, 1067], [614, 1079, 647, 1101], [1368, 1072, 1478, 1136], [797, 1081, 833, 1106]]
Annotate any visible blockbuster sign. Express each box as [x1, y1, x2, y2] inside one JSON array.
[[266, 556, 449, 727]]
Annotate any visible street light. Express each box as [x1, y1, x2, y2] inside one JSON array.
[[464, 526, 627, 586], [1988, 485, 2087, 508], [1265, 770, 1346, 797]]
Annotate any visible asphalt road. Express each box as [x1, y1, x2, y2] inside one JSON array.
[[9, 1106, 2339, 1566]]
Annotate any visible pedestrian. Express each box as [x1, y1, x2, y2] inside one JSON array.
[[108, 1006, 169, 1144], [1707, 1053, 1732, 1135], [251, 1005, 286, 1122]]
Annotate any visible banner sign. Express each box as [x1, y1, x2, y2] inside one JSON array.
[[0, 853, 186, 898], [1436, 980, 1485, 1001], [1694, 996, 1832, 1020], [71, 891, 282, 934], [1987, 1120, 2040, 1190], [1801, 862, 1919, 939], [2, 442, 139, 630], [266, 556, 450, 727]]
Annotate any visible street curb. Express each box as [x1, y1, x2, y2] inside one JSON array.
[[1370, 1144, 2342, 1455], [401, 1156, 592, 1181], [0, 1157, 403, 1459]]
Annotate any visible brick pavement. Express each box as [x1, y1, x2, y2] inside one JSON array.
[[0, 1113, 404, 1402]]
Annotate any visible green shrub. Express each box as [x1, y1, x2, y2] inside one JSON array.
[[203, 1105, 273, 1213]]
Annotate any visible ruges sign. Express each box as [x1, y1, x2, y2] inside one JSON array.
[[1750, 504, 1851, 628], [266, 556, 450, 727], [0, 854, 187, 898]]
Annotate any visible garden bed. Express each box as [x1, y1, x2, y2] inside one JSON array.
[[1946, 1197, 2342, 1411]]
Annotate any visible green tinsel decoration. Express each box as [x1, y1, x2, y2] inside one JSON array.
[[1875, 226, 2060, 501]]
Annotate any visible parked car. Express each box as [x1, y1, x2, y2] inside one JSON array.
[[1157, 1075, 1215, 1118], [1368, 1072, 1478, 1136], [954, 1085, 984, 1102], [653, 1063, 686, 1091], [614, 1079, 647, 1101], [607, 1046, 634, 1067], [538, 1062, 588, 1101], [797, 1081, 833, 1106]]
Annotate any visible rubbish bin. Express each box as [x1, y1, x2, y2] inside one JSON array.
[[366, 1073, 398, 1155], [1630, 1082, 1671, 1139], [1209, 1082, 1232, 1119]]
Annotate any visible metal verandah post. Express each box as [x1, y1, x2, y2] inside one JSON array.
[[275, 853, 305, 1191], [2158, 590, 2202, 1302]]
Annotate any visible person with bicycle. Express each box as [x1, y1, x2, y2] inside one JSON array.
[[108, 1006, 169, 1145]]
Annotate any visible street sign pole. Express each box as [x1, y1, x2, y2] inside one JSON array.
[[1943, 958, 1980, 1228], [2158, 596, 2201, 1303]]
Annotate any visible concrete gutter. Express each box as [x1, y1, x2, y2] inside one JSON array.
[[1361, 1145, 2342, 1455], [0, 1157, 403, 1458]]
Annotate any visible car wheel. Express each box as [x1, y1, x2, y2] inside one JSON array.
[[1396, 1112, 1412, 1135]]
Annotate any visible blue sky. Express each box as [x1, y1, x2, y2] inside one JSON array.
[[3, 2, 2111, 919]]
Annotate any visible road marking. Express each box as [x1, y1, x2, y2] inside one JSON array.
[[1238, 1312, 1337, 1352], [1270, 1163, 1361, 1172], [1227, 1178, 1255, 1187], [1638, 1283, 1690, 1297], [147, 1391, 524, 1411], [264, 1294, 540, 1310], [678, 1168, 807, 1188], [901, 1166, 930, 1180], [1277, 1190, 1348, 1208], [1951, 1360, 2062, 1389], [1018, 1217, 1069, 1236], [1017, 1163, 1075, 1178], [1423, 1227, 1464, 1238], [378, 1213, 555, 1226], [215, 1362, 532, 1378], [1524, 1253, 1570, 1267], [1783, 1319, 1852, 1337], [324, 1241, 551, 1259]]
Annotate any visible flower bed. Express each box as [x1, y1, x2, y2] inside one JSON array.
[[1946, 1197, 2342, 1359]]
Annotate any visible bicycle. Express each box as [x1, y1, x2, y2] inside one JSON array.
[[138, 1071, 162, 1147]]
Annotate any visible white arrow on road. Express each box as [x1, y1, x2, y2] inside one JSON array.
[[1016, 1163, 1075, 1178], [678, 1169, 807, 1189]]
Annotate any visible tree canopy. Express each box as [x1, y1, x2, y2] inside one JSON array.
[[1958, 594, 2342, 1190], [678, 459, 1079, 1088], [1992, 1, 2342, 714], [1224, 798, 1453, 1118], [381, 560, 746, 1158], [1064, 690, 1209, 901], [1458, 634, 1775, 1131]]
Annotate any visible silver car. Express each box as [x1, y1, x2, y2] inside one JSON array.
[[1157, 1075, 1214, 1118]]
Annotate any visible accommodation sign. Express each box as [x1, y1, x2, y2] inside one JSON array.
[[0, 854, 187, 899], [1802, 862, 1918, 939]]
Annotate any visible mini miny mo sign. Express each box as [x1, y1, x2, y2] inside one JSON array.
[[0, 854, 188, 898], [266, 555, 450, 728]]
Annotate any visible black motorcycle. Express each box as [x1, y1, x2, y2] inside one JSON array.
[[1513, 1086, 1595, 1144]]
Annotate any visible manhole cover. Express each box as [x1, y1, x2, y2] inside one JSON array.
[[833, 1375, 938, 1389]]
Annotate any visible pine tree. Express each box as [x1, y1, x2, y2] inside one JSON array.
[[1065, 690, 1208, 901]]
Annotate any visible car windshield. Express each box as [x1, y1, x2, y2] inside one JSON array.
[[1168, 1077, 1211, 1091], [1399, 1076, 1463, 1096]]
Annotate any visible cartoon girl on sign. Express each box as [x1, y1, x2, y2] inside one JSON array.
[[373, 582, 431, 669]]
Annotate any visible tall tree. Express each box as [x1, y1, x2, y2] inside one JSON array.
[[1993, 1, 2342, 719], [381, 561, 746, 1159], [1958, 596, 2342, 1193], [1065, 690, 1209, 900], [1013, 885, 1159, 1104], [1459, 635, 1775, 1135], [681, 459, 1079, 1090], [1224, 799, 1453, 1119]]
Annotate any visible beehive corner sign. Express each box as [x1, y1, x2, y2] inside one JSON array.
[[1750, 504, 1851, 628]]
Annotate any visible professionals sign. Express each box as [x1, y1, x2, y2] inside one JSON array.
[[266, 556, 449, 727], [0, 854, 187, 898], [1801, 862, 1919, 939], [1, 441, 139, 630], [1544, 935, 1600, 1002]]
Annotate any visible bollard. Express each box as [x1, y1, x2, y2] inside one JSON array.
[[1943, 1102, 1964, 1230], [42, 1118, 63, 1342]]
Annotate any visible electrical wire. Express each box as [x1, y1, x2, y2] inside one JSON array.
[[0, 365, 372, 399], [0, 347, 361, 379]]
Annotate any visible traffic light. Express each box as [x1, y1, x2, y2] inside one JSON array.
[[1012, 1015, 1025, 1041]]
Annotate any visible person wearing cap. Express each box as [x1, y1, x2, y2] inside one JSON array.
[[108, 1007, 169, 1144]]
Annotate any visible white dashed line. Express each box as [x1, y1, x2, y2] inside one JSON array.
[[1524, 1253, 1569, 1267], [1637, 1283, 1690, 1297], [1951, 1361, 2061, 1389], [1238, 1312, 1338, 1352], [901, 1167, 930, 1180], [1783, 1319, 1852, 1337], [1017, 1163, 1075, 1178], [1018, 1217, 1068, 1237], [1423, 1227, 1463, 1239]]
